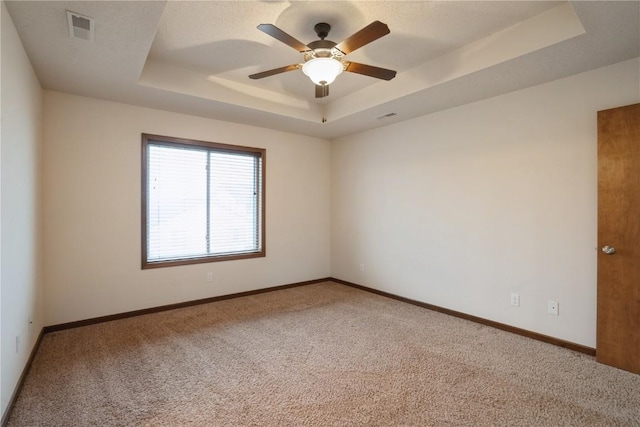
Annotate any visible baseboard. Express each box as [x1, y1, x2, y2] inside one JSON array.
[[44, 277, 332, 333], [1, 328, 45, 427], [331, 277, 596, 356]]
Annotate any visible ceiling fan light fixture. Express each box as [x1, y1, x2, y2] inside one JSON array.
[[302, 57, 344, 86]]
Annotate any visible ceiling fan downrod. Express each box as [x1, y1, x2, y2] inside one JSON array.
[[314, 22, 331, 40]]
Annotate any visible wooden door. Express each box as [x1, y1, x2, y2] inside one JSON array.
[[597, 103, 640, 374]]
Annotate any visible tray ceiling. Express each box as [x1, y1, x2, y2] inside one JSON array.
[[5, 1, 639, 139]]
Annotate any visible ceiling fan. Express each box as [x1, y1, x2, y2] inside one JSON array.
[[249, 21, 396, 98]]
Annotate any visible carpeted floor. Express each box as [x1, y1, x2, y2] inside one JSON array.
[[7, 281, 640, 426]]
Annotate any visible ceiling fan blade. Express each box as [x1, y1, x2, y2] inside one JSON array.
[[249, 64, 300, 80], [315, 85, 329, 98], [335, 21, 390, 55], [257, 24, 310, 52], [345, 62, 396, 81]]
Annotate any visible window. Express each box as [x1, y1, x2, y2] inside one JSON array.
[[142, 134, 265, 268]]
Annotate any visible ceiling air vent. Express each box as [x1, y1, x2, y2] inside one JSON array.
[[67, 11, 94, 42], [376, 112, 397, 120]]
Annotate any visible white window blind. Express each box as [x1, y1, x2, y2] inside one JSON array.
[[143, 136, 264, 267]]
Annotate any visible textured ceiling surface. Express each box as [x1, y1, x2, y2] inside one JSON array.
[[5, 1, 640, 139], [149, 1, 560, 101]]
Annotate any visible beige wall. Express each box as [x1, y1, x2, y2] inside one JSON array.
[[331, 58, 640, 348], [1, 1, 44, 416], [42, 91, 331, 326]]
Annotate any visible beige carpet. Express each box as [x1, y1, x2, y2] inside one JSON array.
[[7, 281, 640, 426]]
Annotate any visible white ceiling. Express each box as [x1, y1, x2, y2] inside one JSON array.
[[5, 1, 640, 139]]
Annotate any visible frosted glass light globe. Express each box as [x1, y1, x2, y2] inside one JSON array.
[[302, 57, 344, 86]]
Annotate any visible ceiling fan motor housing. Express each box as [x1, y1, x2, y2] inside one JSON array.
[[306, 40, 339, 61], [308, 23, 340, 60]]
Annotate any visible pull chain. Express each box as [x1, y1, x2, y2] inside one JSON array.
[[322, 85, 328, 123]]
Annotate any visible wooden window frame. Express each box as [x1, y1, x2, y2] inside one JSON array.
[[141, 134, 266, 269]]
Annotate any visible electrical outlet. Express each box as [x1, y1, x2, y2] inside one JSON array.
[[359, 264, 365, 272], [510, 293, 520, 307], [206, 272, 213, 282], [15, 335, 20, 354], [548, 300, 559, 315]]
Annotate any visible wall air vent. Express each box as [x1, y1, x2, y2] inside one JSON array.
[[67, 11, 94, 42], [376, 112, 397, 120]]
